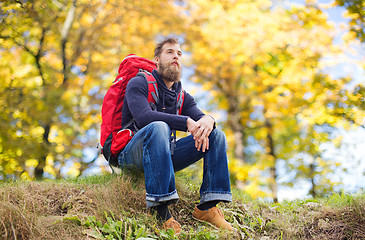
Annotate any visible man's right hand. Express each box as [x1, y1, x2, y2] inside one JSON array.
[[187, 117, 197, 132]]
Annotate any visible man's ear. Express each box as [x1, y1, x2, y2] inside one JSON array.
[[154, 56, 159, 68]]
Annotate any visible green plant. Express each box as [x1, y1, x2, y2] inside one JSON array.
[[64, 212, 153, 240]]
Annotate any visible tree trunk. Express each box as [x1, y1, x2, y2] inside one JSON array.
[[35, 124, 51, 180], [265, 118, 278, 202], [227, 95, 246, 164], [35, 1, 76, 179], [309, 160, 317, 198]]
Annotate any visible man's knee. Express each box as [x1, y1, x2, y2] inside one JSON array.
[[209, 128, 227, 146], [148, 121, 170, 133], [145, 121, 171, 140]]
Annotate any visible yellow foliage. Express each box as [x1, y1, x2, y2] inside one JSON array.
[[25, 159, 38, 168], [30, 126, 45, 138], [13, 64, 33, 78], [245, 182, 269, 199], [16, 149, 22, 157], [44, 164, 56, 177], [183, 0, 359, 200], [68, 162, 81, 177], [229, 160, 249, 182], [46, 155, 54, 165], [343, 10, 360, 20], [20, 171, 31, 180]]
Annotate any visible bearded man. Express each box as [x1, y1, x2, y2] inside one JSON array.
[[119, 38, 233, 234]]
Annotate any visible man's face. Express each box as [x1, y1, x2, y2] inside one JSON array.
[[155, 43, 182, 83]]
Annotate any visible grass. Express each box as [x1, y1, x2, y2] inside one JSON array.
[[0, 170, 364, 240]]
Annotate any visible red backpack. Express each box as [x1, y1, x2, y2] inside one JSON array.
[[100, 54, 185, 165]]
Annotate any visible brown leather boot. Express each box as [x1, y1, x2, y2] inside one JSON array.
[[161, 217, 182, 235], [192, 206, 234, 231]]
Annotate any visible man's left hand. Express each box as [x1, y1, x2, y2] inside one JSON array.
[[190, 115, 215, 152]]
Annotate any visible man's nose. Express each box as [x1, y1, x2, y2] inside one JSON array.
[[173, 52, 180, 60]]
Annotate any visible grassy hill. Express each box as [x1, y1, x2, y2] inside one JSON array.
[[0, 171, 364, 240]]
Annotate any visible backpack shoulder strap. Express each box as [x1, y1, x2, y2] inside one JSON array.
[[136, 71, 159, 110], [177, 89, 185, 115], [135, 70, 184, 114]]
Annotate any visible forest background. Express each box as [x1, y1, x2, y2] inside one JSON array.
[[0, 0, 364, 203]]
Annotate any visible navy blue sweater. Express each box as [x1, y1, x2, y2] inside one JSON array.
[[122, 70, 205, 131]]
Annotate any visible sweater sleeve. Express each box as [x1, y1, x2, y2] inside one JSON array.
[[125, 76, 189, 131], [180, 92, 216, 129], [180, 92, 205, 121]]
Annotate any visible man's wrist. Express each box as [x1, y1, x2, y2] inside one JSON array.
[[205, 115, 215, 122], [205, 115, 216, 129], [187, 117, 193, 130]]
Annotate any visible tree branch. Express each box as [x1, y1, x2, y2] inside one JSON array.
[[61, 0, 77, 87], [0, 35, 35, 57], [35, 27, 47, 86]]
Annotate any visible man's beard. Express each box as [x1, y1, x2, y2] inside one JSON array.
[[158, 61, 181, 83]]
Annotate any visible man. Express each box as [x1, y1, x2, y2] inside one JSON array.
[[118, 38, 233, 234]]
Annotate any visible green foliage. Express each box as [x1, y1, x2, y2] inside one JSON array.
[[336, 0, 365, 42], [61, 173, 118, 185], [63, 212, 151, 240], [62, 205, 226, 239]]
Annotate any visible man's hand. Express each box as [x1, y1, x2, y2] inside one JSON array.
[[187, 116, 215, 152]]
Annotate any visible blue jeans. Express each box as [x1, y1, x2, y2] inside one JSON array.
[[118, 121, 232, 208]]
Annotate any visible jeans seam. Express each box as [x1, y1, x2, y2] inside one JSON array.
[[146, 189, 177, 198], [201, 191, 232, 194]]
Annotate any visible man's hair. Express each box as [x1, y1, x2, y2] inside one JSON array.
[[154, 38, 179, 58]]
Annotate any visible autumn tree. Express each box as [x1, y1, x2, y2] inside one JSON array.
[[0, 0, 185, 179], [184, 0, 361, 200]]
